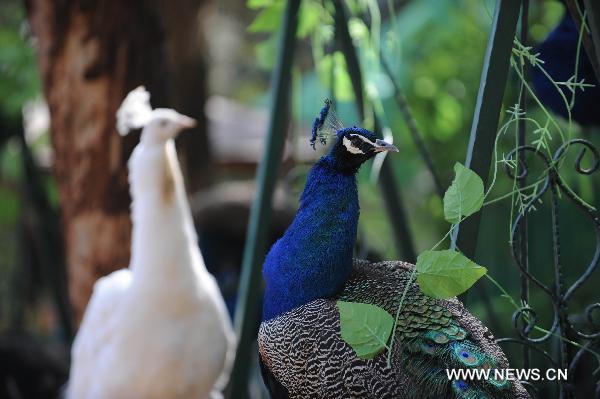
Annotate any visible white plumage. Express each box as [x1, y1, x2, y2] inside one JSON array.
[[67, 86, 235, 399]]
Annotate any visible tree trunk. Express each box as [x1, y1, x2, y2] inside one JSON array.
[[25, 0, 210, 325]]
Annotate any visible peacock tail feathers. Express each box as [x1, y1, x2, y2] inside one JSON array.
[[259, 260, 530, 399]]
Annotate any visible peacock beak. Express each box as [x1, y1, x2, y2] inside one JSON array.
[[373, 139, 399, 153], [177, 115, 197, 129]]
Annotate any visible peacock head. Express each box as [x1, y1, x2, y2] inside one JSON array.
[[327, 127, 398, 172], [117, 86, 196, 143], [143, 109, 196, 142], [310, 99, 398, 173]]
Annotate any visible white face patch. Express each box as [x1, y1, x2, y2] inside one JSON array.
[[348, 133, 378, 146], [343, 133, 379, 155], [343, 136, 365, 154]]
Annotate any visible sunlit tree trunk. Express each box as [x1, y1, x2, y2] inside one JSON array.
[[24, 0, 211, 324]]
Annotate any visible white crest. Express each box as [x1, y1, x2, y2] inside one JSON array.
[[116, 86, 153, 136]]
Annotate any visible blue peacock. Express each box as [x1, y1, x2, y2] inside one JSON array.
[[258, 101, 530, 399], [531, 12, 600, 127]]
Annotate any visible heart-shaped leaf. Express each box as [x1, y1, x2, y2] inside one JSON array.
[[337, 301, 394, 359], [443, 162, 484, 224], [416, 250, 487, 299]]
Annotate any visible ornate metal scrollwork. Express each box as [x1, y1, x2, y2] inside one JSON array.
[[498, 139, 600, 398]]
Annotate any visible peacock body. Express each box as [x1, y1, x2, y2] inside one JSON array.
[[531, 14, 600, 127], [67, 87, 235, 399], [258, 102, 529, 398], [260, 260, 529, 398]]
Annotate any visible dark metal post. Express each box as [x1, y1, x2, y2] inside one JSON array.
[[517, 0, 531, 369], [567, 0, 600, 82], [15, 125, 73, 341], [227, 1, 301, 397], [584, 0, 600, 76], [450, 0, 521, 261], [334, 0, 416, 262]]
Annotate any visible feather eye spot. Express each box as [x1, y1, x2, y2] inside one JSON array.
[[454, 347, 481, 367], [454, 380, 468, 391], [481, 361, 493, 370], [488, 375, 509, 389]]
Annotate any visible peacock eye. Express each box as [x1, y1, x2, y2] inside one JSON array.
[[342, 136, 366, 154], [160, 120, 168, 128]]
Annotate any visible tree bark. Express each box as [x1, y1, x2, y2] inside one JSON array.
[[25, 0, 210, 325]]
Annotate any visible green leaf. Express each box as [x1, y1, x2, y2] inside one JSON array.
[[297, 1, 324, 39], [247, 3, 284, 33], [337, 301, 394, 359], [416, 250, 487, 299], [443, 162, 484, 224]]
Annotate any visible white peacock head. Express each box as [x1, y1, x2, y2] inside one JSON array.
[[116, 86, 196, 143]]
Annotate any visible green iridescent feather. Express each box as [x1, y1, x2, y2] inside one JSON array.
[[335, 261, 515, 399]]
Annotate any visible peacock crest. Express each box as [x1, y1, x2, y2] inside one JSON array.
[[310, 98, 344, 149]]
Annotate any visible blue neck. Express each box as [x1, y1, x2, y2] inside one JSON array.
[[262, 156, 359, 321]]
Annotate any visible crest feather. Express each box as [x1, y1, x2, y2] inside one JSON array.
[[116, 86, 153, 136], [310, 99, 344, 150]]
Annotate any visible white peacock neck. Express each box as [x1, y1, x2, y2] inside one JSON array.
[[127, 134, 204, 283]]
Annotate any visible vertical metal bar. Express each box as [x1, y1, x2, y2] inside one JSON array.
[[17, 125, 73, 341], [334, 1, 416, 262], [518, 0, 531, 370], [227, 1, 301, 397], [333, 2, 365, 117], [567, 0, 600, 82], [581, 1, 600, 213], [550, 186, 572, 399], [583, 0, 600, 80], [450, 0, 521, 261]]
